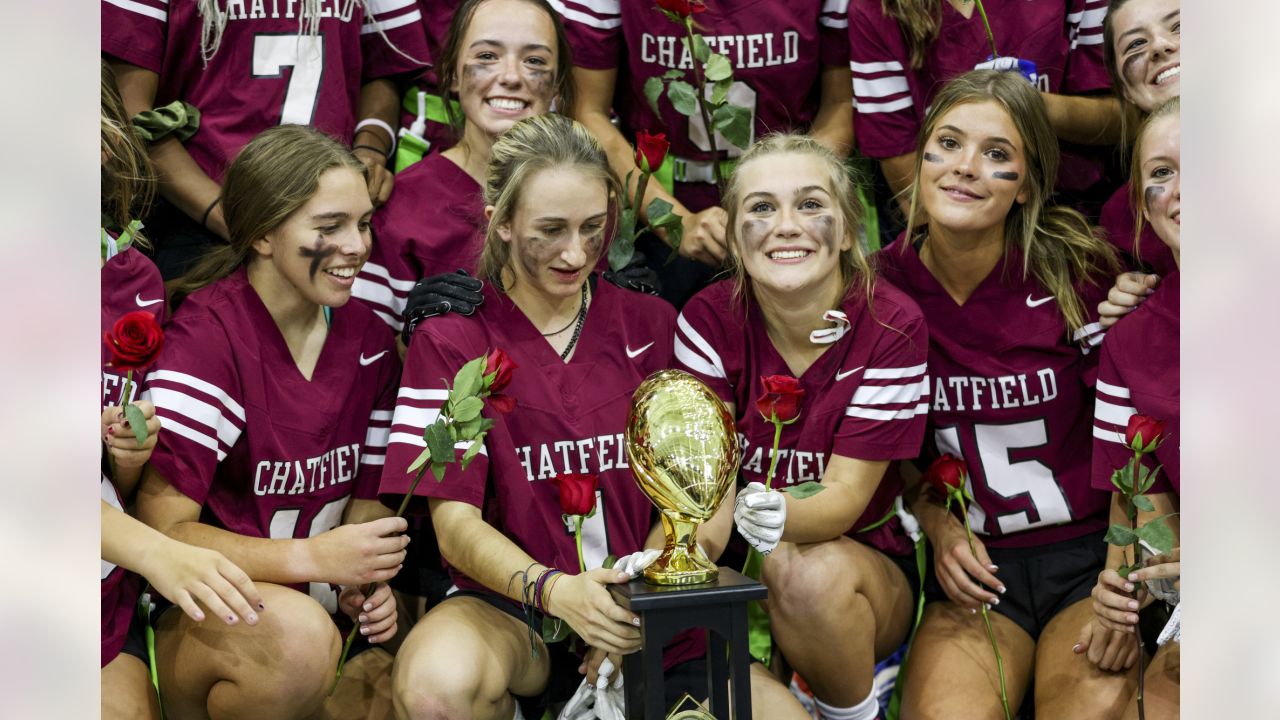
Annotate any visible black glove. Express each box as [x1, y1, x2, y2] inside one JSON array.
[[603, 251, 661, 295], [401, 270, 484, 345]]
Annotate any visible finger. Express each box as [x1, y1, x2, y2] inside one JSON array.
[[370, 516, 409, 536], [952, 547, 1003, 599], [1131, 563, 1180, 582], [1098, 569, 1135, 594], [1074, 623, 1092, 656], [744, 523, 783, 544], [362, 610, 398, 641], [1100, 629, 1125, 670], [1093, 587, 1140, 619], [173, 589, 206, 623], [943, 560, 995, 607], [743, 493, 783, 511], [220, 561, 264, 613], [375, 174, 393, 206], [743, 509, 785, 527], [191, 583, 239, 625], [1086, 627, 1106, 665], [601, 601, 641, 630], [207, 570, 258, 625], [1122, 639, 1139, 670], [366, 563, 404, 584]]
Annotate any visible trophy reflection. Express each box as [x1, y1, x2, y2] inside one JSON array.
[[626, 370, 740, 585]]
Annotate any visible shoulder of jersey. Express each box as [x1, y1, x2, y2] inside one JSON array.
[[864, 274, 925, 327], [600, 280, 676, 330]]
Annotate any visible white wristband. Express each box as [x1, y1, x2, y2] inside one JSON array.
[[354, 118, 396, 156]]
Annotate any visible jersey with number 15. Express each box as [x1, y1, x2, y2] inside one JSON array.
[[102, 0, 429, 182], [877, 240, 1112, 549]]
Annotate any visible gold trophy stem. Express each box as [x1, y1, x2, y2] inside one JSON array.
[[644, 511, 718, 585]]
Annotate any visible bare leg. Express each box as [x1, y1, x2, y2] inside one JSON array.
[[101, 652, 161, 720], [154, 583, 340, 720], [763, 537, 913, 706], [747, 661, 812, 720], [392, 597, 550, 720], [900, 601, 1036, 719], [1035, 599, 1136, 717], [321, 647, 395, 720], [1124, 642, 1179, 719]]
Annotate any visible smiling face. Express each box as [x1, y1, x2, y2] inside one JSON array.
[[918, 100, 1030, 237], [1138, 113, 1180, 257], [252, 167, 373, 307], [455, 0, 559, 141], [495, 165, 609, 301], [1111, 0, 1180, 112], [733, 152, 851, 298]]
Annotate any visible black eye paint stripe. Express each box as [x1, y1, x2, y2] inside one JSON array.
[[1144, 185, 1165, 210], [299, 236, 338, 280], [992, 171, 1020, 181], [923, 152, 943, 164]]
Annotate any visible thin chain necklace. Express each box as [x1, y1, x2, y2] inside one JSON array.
[[539, 283, 589, 361]]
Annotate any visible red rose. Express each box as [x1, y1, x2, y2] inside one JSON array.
[[484, 348, 517, 413], [1125, 414, 1166, 453], [104, 310, 164, 374], [551, 473, 598, 517], [655, 0, 706, 17], [756, 375, 804, 423], [924, 454, 968, 496], [635, 131, 670, 174]]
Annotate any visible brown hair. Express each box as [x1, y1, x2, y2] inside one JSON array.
[[101, 60, 155, 245], [1102, 0, 1163, 146], [721, 133, 876, 309], [476, 114, 619, 287], [169, 125, 367, 300], [903, 70, 1119, 336], [437, 0, 576, 138], [881, 0, 942, 70], [1129, 96, 1179, 257]]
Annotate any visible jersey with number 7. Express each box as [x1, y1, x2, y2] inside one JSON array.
[[876, 240, 1112, 549], [101, 0, 428, 182]]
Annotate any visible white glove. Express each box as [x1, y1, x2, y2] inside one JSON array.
[[734, 481, 786, 555], [594, 657, 626, 720], [613, 549, 661, 579], [973, 55, 1038, 85], [558, 677, 597, 720]]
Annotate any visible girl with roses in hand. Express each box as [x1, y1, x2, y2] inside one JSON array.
[[100, 62, 264, 720], [380, 114, 713, 720], [1086, 98, 1181, 718], [874, 71, 1130, 718], [675, 133, 930, 720], [136, 125, 406, 719]]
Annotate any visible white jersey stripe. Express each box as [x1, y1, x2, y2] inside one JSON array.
[[854, 96, 914, 114], [367, 0, 417, 13], [851, 379, 928, 406], [370, 410, 394, 422], [863, 362, 928, 380], [1077, 6, 1107, 28], [362, 453, 386, 466], [851, 60, 904, 74], [560, 0, 621, 15], [352, 278, 408, 320], [1092, 424, 1127, 445], [845, 403, 929, 421], [1096, 379, 1131, 399], [145, 369, 246, 421], [853, 76, 910, 99], [674, 338, 725, 380], [157, 415, 228, 462], [819, 17, 849, 29], [393, 405, 443, 429], [359, 261, 416, 292], [548, 0, 623, 29], [389, 431, 426, 448], [1074, 34, 1104, 46], [1072, 321, 1105, 343], [365, 425, 392, 450], [372, 308, 404, 332], [675, 315, 728, 379], [148, 387, 243, 450], [361, 9, 422, 35], [105, 0, 167, 22], [1095, 398, 1137, 426], [397, 387, 449, 401]]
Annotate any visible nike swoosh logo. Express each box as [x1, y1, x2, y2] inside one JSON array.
[[359, 350, 388, 366], [626, 342, 655, 359], [1026, 294, 1054, 308], [836, 366, 865, 381], [135, 293, 162, 308]]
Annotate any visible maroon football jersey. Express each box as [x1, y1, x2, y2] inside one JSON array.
[[849, 0, 1110, 193], [102, 0, 429, 181], [556, 0, 849, 211], [1099, 183, 1178, 276], [1093, 272, 1179, 495], [144, 268, 400, 613], [102, 471, 143, 667], [102, 244, 168, 407], [877, 239, 1112, 548], [675, 279, 928, 556], [352, 152, 484, 331]]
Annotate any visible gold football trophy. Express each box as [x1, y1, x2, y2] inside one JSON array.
[[626, 369, 740, 585]]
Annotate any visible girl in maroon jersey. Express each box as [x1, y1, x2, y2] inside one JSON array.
[[874, 71, 1131, 717], [676, 133, 930, 720], [139, 126, 407, 719], [1087, 98, 1181, 718]]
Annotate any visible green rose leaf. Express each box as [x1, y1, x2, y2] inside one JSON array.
[[124, 402, 149, 447], [1110, 467, 1131, 494], [429, 460, 448, 483], [704, 53, 732, 82], [452, 396, 484, 423], [711, 103, 752, 149], [1104, 524, 1138, 547], [452, 356, 487, 400], [663, 68, 685, 80], [643, 76, 665, 116], [667, 80, 699, 117], [406, 446, 433, 474], [680, 34, 710, 63], [460, 438, 484, 469], [602, 554, 619, 570], [1131, 494, 1155, 513], [423, 422, 455, 468], [1135, 515, 1177, 555], [609, 207, 638, 271], [1139, 465, 1164, 494], [710, 76, 733, 105], [781, 481, 826, 499]]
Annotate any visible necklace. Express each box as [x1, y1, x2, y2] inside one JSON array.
[[540, 283, 586, 337], [556, 284, 589, 361]]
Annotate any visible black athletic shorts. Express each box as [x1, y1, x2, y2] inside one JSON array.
[[119, 599, 151, 665], [924, 529, 1107, 640], [440, 589, 709, 716]]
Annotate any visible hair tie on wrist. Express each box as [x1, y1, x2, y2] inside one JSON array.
[[352, 143, 392, 161], [354, 118, 397, 157], [200, 196, 222, 230]]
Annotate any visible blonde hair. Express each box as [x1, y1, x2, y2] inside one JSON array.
[[101, 60, 156, 246], [1129, 96, 1179, 257], [721, 133, 875, 308], [903, 70, 1119, 336], [170, 125, 367, 300], [1102, 0, 1167, 148], [881, 0, 942, 70], [476, 114, 619, 287], [194, 0, 422, 67]]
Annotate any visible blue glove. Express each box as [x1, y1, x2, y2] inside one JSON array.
[[974, 56, 1039, 86]]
